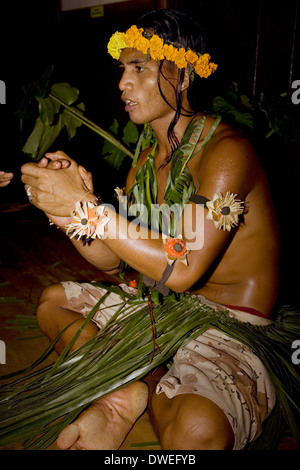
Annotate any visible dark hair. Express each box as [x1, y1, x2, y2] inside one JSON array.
[[136, 9, 217, 159]]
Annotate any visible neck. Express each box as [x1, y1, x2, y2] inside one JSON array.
[[150, 112, 198, 168]]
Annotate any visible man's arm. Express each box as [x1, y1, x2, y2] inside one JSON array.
[[21, 140, 253, 292], [22, 153, 122, 274]]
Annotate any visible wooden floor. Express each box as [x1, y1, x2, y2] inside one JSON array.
[[0, 202, 161, 451]]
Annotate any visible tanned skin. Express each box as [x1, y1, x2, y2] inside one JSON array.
[[21, 48, 279, 450]]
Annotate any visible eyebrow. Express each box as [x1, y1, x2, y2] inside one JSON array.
[[118, 58, 147, 66]]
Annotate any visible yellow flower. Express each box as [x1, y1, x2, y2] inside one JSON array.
[[185, 50, 198, 64], [163, 43, 177, 62], [194, 54, 218, 78], [149, 34, 165, 61], [174, 48, 188, 69], [107, 32, 127, 60]]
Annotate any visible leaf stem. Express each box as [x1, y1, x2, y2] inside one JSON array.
[[49, 93, 135, 160]]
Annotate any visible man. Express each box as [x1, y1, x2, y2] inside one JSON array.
[[21, 9, 280, 450]]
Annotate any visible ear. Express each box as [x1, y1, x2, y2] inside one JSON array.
[[181, 68, 190, 91]]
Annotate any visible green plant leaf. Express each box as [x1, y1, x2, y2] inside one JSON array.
[[213, 95, 254, 128], [259, 93, 300, 141], [102, 120, 139, 169], [22, 116, 64, 160], [122, 120, 139, 147], [61, 103, 85, 139], [37, 96, 60, 126], [50, 83, 79, 106], [104, 148, 127, 170], [16, 65, 54, 120]]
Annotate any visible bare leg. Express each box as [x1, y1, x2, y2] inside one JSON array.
[[37, 283, 99, 355], [37, 284, 148, 450], [150, 386, 234, 450]]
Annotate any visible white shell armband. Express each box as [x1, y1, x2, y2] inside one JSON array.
[[206, 192, 244, 231], [65, 200, 110, 244]]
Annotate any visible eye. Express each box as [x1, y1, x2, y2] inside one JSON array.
[[135, 65, 145, 73]]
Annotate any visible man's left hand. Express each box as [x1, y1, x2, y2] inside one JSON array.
[[21, 151, 93, 217]]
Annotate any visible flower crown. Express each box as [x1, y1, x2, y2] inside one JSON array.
[[107, 25, 218, 79]]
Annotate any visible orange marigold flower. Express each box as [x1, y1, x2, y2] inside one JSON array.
[[164, 237, 187, 259], [149, 34, 165, 60], [128, 279, 138, 288], [135, 36, 149, 55], [124, 25, 144, 48], [194, 54, 217, 78], [185, 50, 198, 64], [163, 43, 177, 62], [174, 48, 188, 69]]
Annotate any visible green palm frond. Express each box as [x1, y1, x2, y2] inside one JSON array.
[[0, 292, 299, 450]]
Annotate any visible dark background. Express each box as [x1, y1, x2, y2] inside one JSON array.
[[0, 0, 299, 306]]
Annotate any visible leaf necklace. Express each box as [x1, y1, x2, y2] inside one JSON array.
[[127, 114, 222, 237]]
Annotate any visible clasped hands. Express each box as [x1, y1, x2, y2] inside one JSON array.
[[21, 151, 93, 225]]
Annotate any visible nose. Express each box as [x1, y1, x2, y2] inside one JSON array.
[[119, 68, 133, 92]]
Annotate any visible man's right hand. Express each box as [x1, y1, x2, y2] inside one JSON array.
[[38, 155, 93, 192]]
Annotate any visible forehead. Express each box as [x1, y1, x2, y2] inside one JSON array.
[[119, 48, 154, 65]]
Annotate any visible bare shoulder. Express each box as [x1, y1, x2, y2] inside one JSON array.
[[196, 118, 263, 199]]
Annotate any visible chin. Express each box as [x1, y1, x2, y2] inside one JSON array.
[[128, 114, 147, 126]]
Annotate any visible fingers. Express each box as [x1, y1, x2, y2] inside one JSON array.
[[21, 162, 44, 178], [38, 158, 71, 170], [0, 180, 12, 187], [0, 171, 13, 187], [78, 165, 93, 191], [21, 173, 39, 187], [56, 423, 80, 450], [45, 151, 74, 165], [36, 157, 49, 168]]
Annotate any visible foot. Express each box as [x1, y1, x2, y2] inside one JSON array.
[[56, 381, 148, 450]]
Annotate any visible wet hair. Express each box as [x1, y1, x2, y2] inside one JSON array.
[[136, 9, 217, 161]]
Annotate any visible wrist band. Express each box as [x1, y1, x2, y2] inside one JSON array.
[[77, 190, 93, 204], [65, 197, 110, 246]]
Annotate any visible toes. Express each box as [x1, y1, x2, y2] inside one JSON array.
[[56, 423, 80, 450]]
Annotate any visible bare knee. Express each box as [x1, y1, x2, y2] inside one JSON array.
[[154, 394, 234, 450], [38, 283, 66, 306], [36, 283, 66, 331]]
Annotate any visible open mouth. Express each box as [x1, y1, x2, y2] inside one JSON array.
[[124, 99, 137, 112]]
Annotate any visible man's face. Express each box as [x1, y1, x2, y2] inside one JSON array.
[[118, 48, 178, 127]]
